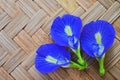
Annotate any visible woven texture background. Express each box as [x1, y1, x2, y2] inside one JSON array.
[[0, 0, 120, 80]]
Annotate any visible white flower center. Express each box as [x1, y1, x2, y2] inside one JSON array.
[[45, 56, 57, 64], [64, 25, 72, 36], [94, 32, 104, 57], [95, 32, 102, 44]]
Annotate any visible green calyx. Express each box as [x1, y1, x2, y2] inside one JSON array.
[[69, 61, 86, 70], [63, 40, 106, 76], [97, 54, 105, 76], [71, 42, 88, 69]]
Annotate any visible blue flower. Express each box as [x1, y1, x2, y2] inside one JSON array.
[[81, 20, 115, 58], [50, 14, 82, 49], [35, 44, 70, 73]]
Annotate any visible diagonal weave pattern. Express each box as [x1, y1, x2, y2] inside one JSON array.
[[0, 0, 120, 80]]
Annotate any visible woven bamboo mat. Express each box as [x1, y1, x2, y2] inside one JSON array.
[[0, 0, 120, 80]]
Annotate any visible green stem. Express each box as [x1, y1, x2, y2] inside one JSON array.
[[76, 50, 88, 69], [97, 54, 105, 76], [71, 42, 87, 68], [69, 61, 85, 70], [76, 46, 85, 65]]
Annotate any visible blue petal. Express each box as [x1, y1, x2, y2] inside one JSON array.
[[62, 14, 82, 38], [35, 55, 59, 73], [81, 20, 115, 58], [35, 44, 71, 73], [50, 14, 82, 48], [50, 17, 68, 46]]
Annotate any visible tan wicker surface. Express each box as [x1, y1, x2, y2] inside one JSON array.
[[0, 0, 120, 80]]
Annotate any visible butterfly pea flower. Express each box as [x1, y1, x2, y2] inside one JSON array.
[[81, 20, 115, 75], [35, 44, 70, 73], [50, 14, 87, 67], [50, 14, 82, 49]]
